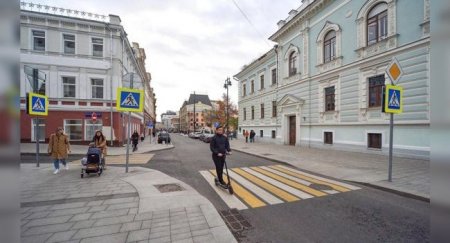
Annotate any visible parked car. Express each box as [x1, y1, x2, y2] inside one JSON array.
[[158, 132, 171, 144], [202, 133, 214, 143]]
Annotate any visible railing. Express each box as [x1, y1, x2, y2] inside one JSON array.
[[20, 1, 109, 23]]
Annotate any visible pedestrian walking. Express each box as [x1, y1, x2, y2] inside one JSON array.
[[210, 126, 231, 189], [244, 130, 249, 143], [131, 130, 139, 152], [250, 130, 256, 143], [140, 132, 145, 142], [48, 127, 71, 174], [92, 130, 107, 169]]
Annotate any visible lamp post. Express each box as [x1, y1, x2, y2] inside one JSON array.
[[223, 77, 232, 134]]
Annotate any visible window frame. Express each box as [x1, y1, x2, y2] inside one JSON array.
[[62, 33, 76, 55], [366, 3, 388, 46], [242, 84, 246, 97], [250, 80, 255, 94], [91, 37, 104, 57], [251, 106, 255, 120], [272, 101, 277, 117], [288, 52, 297, 76], [91, 78, 104, 99], [271, 130, 276, 139], [31, 118, 46, 142], [32, 29, 46, 52], [260, 103, 265, 119], [62, 76, 76, 98], [271, 68, 277, 85], [260, 130, 264, 138], [324, 86, 336, 112], [323, 31, 336, 63], [368, 133, 382, 149], [64, 119, 83, 141], [84, 119, 103, 141], [368, 75, 385, 108], [324, 131, 333, 144], [260, 75, 265, 90], [243, 108, 247, 121]]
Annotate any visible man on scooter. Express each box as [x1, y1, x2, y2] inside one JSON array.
[[210, 126, 231, 189]]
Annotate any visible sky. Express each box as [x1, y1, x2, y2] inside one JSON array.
[[32, 0, 300, 121]]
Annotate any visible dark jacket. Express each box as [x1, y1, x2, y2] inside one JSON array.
[[210, 134, 231, 155], [250, 131, 256, 138], [131, 132, 139, 144]]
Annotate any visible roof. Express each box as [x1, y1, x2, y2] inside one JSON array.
[[187, 94, 212, 106]]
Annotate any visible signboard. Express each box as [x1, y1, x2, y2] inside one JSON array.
[[116, 87, 144, 112], [384, 85, 403, 114], [386, 58, 403, 84], [147, 121, 154, 129], [27, 92, 48, 116]]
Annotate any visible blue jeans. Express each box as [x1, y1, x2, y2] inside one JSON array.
[[53, 159, 66, 169]]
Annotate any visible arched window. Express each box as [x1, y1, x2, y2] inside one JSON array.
[[367, 2, 388, 45], [288, 52, 297, 76], [323, 30, 336, 63]]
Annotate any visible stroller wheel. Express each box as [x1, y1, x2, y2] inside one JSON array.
[[81, 173, 84, 178]]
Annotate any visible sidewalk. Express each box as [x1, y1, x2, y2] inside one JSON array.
[[20, 163, 236, 243], [230, 139, 430, 200], [21, 136, 174, 156]]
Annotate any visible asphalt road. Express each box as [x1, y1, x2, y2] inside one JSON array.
[[145, 134, 430, 243]]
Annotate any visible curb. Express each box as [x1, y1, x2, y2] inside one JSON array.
[[20, 145, 175, 157], [233, 147, 430, 203]]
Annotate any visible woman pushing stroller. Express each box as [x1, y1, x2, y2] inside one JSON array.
[[92, 130, 107, 169]]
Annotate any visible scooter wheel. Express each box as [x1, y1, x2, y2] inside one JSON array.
[[228, 185, 234, 194]]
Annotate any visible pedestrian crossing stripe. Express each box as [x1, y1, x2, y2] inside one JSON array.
[[116, 87, 144, 112], [200, 165, 360, 209]]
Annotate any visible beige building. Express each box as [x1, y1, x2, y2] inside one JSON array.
[[179, 94, 214, 133]]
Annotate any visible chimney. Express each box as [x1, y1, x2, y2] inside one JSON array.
[[277, 20, 286, 29], [109, 14, 121, 25], [288, 9, 298, 18]]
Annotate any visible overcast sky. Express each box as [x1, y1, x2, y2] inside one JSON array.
[[35, 0, 299, 121]]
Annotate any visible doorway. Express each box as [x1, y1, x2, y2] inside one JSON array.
[[289, 116, 296, 145]]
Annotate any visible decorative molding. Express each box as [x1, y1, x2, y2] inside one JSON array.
[[315, 21, 342, 72], [318, 77, 340, 123]]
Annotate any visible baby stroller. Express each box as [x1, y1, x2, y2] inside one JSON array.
[[81, 146, 104, 178]]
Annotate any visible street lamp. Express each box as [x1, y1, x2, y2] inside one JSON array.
[[223, 77, 232, 135]]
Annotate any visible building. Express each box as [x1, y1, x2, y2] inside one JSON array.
[[235, 0, 430, 159], [19, 2, 155, 145], [179, 93, 214, 133], [161, 111, 178, 130]]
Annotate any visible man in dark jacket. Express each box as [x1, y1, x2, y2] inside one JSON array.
[[210, 126, 231, 188]]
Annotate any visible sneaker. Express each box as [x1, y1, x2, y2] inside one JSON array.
[[65, 164, 69, 170], [53, 169, 59, 174]]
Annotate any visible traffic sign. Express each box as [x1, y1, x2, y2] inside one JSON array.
[[92, 112, 97, 122], [116, 87, 144, 112], [386, 58, 403, 84], [27, 92, 48, 116], [384, 85, 403, 114]]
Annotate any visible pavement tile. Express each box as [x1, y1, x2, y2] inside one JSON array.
[[26, 211, 51, 220], [86, 200, 104, 207], [90, 208, 129, 220], [22, 222, 74, 236], [72, 224, 121, 239], [120, 221, 142, 232], [141, 220, 152, 229], [71, 219, 97, 230], [45, 230, 77, 243], [87, 205, 108, 213], [193, 234, 216, 243], [21, 233, 52, 243], [171, 226, 191, 235], [152, 210, 169, 219], [134, 212, 152, 221], [170, 207, 186, 213], [24, 215, 72, 228], [171, 232, 192, 241], [128, 208, 138, 215], [25, 205, 51, 213], [189, 220, 208, 227], [189, 223, 209, 231], [79, 232, 128, 243], [149, 230, 171, 240], [126, 229, 150, 242], [102, 197, 136, 205], [150, 225, 171, 233], [107, 202, 138, 210], [191, 229, 211, 237], [173, 239, 194, 243], [171, 223, 190, 231], [93, 214, 135, 227], [69, 212, 92, 222], [51, 202, 86, 210], [152, 217, 170, 224], [48, 207, 88, 217], [148, 236, 170, 243], [152, 221, 170, 228]]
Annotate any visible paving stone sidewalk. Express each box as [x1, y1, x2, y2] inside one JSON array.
[[230, 139, 430, 200], [21, 164, 236, 243]]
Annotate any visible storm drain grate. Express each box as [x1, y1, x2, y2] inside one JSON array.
[[220, 208, 253, 241], [154, 183, 185, 193], [309, 183, 333, 191]]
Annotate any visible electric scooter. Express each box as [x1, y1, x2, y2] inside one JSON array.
[[214, 152, 234, 194]]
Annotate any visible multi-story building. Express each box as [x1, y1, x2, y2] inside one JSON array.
[[235, 0, 430, 159], [19, 2, 155, 145], [161, 111, 177, 130], [179, 94, 214, 133]]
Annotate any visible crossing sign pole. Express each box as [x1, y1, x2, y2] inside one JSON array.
[[125, 73, 133, 173]]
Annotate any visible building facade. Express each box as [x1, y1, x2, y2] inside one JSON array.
[[179, 94, 214, 133], [161, 111, 178, 130], [235, 0, 430, 159], [19, 3, 155, 145]]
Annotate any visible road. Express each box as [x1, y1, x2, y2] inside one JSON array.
[[143, 134, 429, 242]]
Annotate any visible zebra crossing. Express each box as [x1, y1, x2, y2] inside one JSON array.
[[200, 165, 360, 210]]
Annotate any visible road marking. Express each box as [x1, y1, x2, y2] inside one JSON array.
[[233, 168, 299, 202], [209, 170, 266, 208], [199, 171, 248, 210], [272, 165, 360, 191], [250, 167, 327, 197]]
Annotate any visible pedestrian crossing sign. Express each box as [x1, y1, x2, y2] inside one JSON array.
[[384, 85, 403, 114], [27, 92, 48, 116], [116, 87, 144, 112]]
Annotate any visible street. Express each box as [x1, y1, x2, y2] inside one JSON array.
[[144, 134, 429, 242]]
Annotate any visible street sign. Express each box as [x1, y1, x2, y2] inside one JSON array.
[[92, 112, 97, 122], [384, 85, 403, 114], [116, 87, 144, 112], [147, 121, 153, 129], [386, 58, 403, 85], [27, 92, 48, 116]]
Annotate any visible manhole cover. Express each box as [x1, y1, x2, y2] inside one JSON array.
[[262, 153, 273, 156], [154, 183, 185, 193], [309, 183, 333, 191], [220, 209, 253, 241]]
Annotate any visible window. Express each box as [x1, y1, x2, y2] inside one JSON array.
[[368, 75, 385, 107], [272, 101, 277, 117], [367, 3, 388, 45], [64, 119, 82, 141], [251, 106, 255, 120], [251, 80, 254, 94], [289, 52, 297, 76], [92, 38, 103, 57], [324, 132, 333, 144], [31, 118, 46, 142], [62, 77, 76, 98], [260, 75, 265, 90], [368, 133, 382, 149], [271, 69, 277, 85], [85, 119, 103, 140], [260, 130, 263, 138], [63, 34, 75, 54], [271, 130, 276, 139], [242, 84, 246, 97], [32, 30, 45, 51], [260, 103, 265, 119], [243, 108, 246, 120], [325, 86, 335, 111], [323, 31, 336, 63], [91, 78, 104, 99]]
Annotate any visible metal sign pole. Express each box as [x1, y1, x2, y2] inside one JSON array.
[[125, 73, 134, 173], [33, 68, 40, 167], [388, 112, 393, 182]]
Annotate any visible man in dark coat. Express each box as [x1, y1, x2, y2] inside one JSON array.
[[210, 126, 231, 188]]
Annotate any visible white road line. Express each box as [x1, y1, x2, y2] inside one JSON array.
[[227, 170, 284, 205], [242, 168, 314, 199], [199, 171, 248, 210], [276, 165, 361, 190]]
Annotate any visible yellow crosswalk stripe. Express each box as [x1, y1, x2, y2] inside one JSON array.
[[209, 170, 266, 208], [270, 165, 351, 192], [232, 168, 299, 203], [250, 167, 327, 197]]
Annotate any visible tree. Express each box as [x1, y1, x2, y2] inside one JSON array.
[[212, 93, 238, 131]]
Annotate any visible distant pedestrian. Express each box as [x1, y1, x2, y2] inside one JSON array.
[[131, 131, 139, 151], [250, 130, 256, 143], [48, 127, 71, 174], [92, 130, 107, 169], [141, 132, 145, 142], [244, 130, 249, 143]]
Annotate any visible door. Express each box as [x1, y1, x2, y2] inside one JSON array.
[[289, 116, 296, 145]]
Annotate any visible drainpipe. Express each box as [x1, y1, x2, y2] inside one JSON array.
[[107, 24, 114, 147]]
